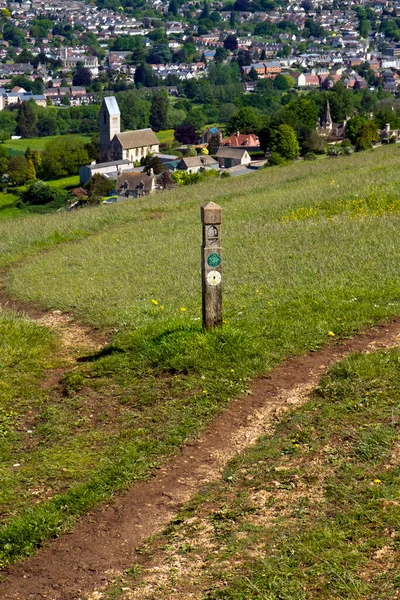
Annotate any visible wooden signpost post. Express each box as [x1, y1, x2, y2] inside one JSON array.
[[201, 201, 222, 329]]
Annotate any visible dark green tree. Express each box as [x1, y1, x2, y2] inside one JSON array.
[[150, 90, 169, 132], [73, 68, 92, 86], [16, 102, 37, 138], [168, 0, 178, 15], [0, 146, 8, 175], [134, 63, 157, 87]]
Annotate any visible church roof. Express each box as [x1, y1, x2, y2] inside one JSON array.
[[104, 96, 120, 116], [115, 128, 159, 149]]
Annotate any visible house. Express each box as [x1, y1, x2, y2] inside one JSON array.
[[116, 170, 156, 199], [99, 96, 160, 163], [79, 159, 133, 185], [176, 155, 218, 173], [220, 131, 260, 151], [215, 147, 251, 169]]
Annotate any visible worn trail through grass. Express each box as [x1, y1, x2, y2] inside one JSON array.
[[1, 310, 400, 600]]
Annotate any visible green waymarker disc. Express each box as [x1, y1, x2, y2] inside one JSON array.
[[207, 253, 221, 268]]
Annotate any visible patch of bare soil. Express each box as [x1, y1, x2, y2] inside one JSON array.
[[1, 318, 400, 600]]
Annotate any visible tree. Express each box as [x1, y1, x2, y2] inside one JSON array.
[[134, 63, 157, 87], [274, 74, 295, 90], [158, 170, 173, 190], [224, 34, 238, 52], [303, 130, 327, 154], [37, 113, 59, 137], [19, 180, 69, 206], [174, 124, 198, 144], [270, 124, 300, 160], [73, 68, 92, 87], [85, 173, 115, 204], [214, 47, 228, 64], [141, 155, 165, 174], [0, 146, 8, 175], [359, 19, 371, 38], [8, 156, 36, 185], [345, 116, 370, 145], [356, 122, 379, 149], [16, 102, 37, 138], [41, 136, 90, 179], [168, 0, 178, 16], [150, 90, 169, 132], [227, 107, 261, 134], [116, 91, 151, 130], [248, 67, 259, 81]]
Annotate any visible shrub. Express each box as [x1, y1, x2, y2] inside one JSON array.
[[268, 152, 287, 166], [19, 180, 69, 207], [304, 152, 317, 161]]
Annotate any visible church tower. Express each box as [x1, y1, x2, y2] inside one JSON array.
[[321, 100, 333, 133], [99, 97, 121, 162]]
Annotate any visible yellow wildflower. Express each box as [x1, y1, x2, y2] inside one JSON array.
[[151, 299, 158, 305], [180, 307, 187, 312], [328, 331, 335, 336]]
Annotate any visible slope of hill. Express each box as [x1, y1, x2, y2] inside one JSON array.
[[0, 145, 400, 585]]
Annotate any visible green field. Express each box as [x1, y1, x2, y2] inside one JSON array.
[[1, 144, 400, 569], [3, 134, 90, 156], [156, 129, 174, 144]]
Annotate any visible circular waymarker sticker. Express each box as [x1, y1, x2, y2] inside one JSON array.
[[207, 253, 221, 268], [207, 271, 221, 286]]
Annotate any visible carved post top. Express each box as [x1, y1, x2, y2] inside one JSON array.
[[201, 202, 222, 225]]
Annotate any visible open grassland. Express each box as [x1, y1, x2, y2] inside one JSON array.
[[1, 145, 400, 567], [3, 135, 90, 156], [105, 349, 400, 600], [156, 129, 174, 144]]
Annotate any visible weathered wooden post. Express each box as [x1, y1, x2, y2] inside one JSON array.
[[201, 201, 222, 329]]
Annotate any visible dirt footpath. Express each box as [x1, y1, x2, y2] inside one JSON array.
[[1, 318, 400, 600]]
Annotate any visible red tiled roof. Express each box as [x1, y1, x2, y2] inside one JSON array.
[[221, 132, 260, 147]]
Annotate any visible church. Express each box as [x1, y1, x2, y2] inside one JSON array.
[[99, 96, 160, 163]]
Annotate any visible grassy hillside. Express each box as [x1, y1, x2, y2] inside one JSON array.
[[1, 145, 400, 567]]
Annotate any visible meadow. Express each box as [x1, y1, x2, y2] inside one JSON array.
[[1, 144, 400, 569], [2, 134, 90, 156]]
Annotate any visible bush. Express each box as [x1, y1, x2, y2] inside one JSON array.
[[355, 137, 372, 152], [268, 152, 287, 166], [19, 180, 69, 207], [304, 152, 317, 161], [327, 146, 343, 158]]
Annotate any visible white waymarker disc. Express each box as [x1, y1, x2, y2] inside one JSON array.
[[207, 271, 221, 286]]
